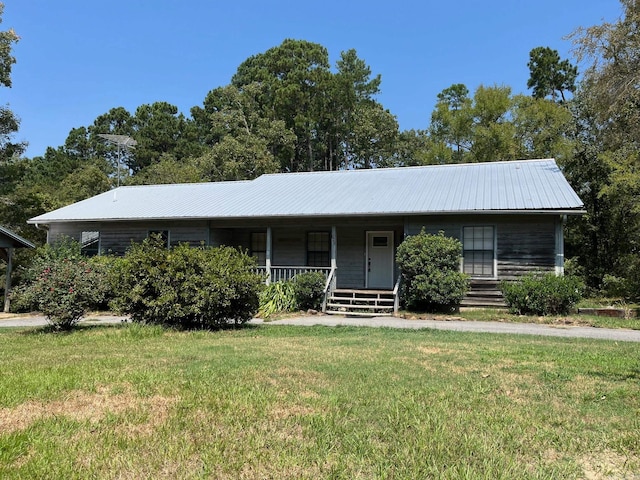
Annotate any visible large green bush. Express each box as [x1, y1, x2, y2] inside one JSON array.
[[14, 239, 109, 329], [500, 273, 584, 316], [114, 239, 262, 328], [396, 230, 469, 312]]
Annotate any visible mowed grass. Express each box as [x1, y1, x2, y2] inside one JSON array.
[[0, 324, 638, 479]]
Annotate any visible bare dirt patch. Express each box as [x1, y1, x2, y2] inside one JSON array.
[[0, 385, 176, 435], [580, 450, 639, 479]]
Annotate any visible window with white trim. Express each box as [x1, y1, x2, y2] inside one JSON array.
[[463, 226, 495, 277]]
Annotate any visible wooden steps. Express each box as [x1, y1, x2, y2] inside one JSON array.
[[461, 280, 506, 308], [326, 289, 396, 317]]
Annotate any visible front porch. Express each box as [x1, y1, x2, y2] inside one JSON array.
[[256, 265, 400, 316], [228, 222, 403, 316]]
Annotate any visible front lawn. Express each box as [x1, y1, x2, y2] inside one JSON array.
[[0, 324, 638, 479]]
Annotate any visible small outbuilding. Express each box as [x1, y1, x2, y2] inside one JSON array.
[[0, 226, 35, 313]]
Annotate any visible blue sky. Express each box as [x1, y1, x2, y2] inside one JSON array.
[[5, 1, 622, 158]]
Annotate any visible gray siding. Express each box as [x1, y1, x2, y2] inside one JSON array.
[[47, 214, 559, 284], [497, 221, 555, 279], [49, 221, 209, 255], [407, 215, 557, 279]]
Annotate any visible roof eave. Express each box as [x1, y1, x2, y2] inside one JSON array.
[[28, 207, 586, 225]]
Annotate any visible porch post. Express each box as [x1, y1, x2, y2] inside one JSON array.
[[330, 226, 337, 270], [555, 215, 565, 276], [265, 227, 272, 285], [3, 247, 12, 313]]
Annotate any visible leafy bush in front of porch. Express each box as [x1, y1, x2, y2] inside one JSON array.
[[13, 238, 109, 329], [113, 239, 261, 328], [396, 230, 469, 312], [258, 272, 326, 318], [258, 281, 297, 318], [293, 271, 326, 310], [500, 273, 584, 316]]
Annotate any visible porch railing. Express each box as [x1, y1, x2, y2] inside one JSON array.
[[254, 266, 332, 284], [321, 266, 337, 313]]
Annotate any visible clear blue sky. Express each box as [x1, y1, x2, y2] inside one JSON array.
[[5, 1, 622, 158]]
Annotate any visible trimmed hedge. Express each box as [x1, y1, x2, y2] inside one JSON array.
[[500, 273, 584, 316]]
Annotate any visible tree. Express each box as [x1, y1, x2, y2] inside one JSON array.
[[428, 84, 520, 163], [511, 95, 574, 163], [0, 3, 24, 162], [231, 40, 392, 172], [559, 1, 640, 293], [191, 83, 295, 178], [527, 46, 578, 102], [429, 84, 473, 163], [232, 39, 332, 172], [346, 102, 398, 168], [130, 102, 203, 173], [129, 154, 205, 185], [569, 0, 640, 148]]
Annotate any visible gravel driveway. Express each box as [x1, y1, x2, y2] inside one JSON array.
[[1, 313, 639, 342]]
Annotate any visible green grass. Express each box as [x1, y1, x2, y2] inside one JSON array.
[[450, 308, 640, 330], [0, 323, 638, 479]]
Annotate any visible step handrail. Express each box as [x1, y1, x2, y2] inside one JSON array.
[[321, 266, 337, 313], [392, 275, 402, 314]]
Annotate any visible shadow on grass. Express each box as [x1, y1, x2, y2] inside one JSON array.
[[17, 319, 262, 336]]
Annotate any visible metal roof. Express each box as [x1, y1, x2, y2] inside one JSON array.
[[0, 226, 35, 248], [28, 159, 584, 224]]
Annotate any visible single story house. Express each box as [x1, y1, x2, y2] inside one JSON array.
[[1, 225, 35, 313], [28, 159, 584, 314]]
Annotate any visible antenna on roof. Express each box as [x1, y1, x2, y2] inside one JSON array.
[[98, 134, 137, 188]]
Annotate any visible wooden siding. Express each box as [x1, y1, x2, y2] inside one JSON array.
[[497, 221, 555, 279], [47, 214, 559, 283], [49, 221, 209, 255], [407, 215, 558, 279]]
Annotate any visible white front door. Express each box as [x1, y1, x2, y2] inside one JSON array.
[[366, 231, 394, 289]]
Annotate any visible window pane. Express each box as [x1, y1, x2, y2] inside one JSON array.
[[251, 232, 265, 251], [307, 232, 330, 267], [463, 226, 494, 277], [80, 231, 100, 257], [373, 236, 388, 247]]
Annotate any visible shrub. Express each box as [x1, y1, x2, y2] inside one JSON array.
[[293, 271, 326, 311], [14, 239, 109, 329], [114, 240, 261, 328], [258, 281, 297, 319], [396, 230, 469, 312], [500, 273, 584, 316], [605, 255, 640, 302]]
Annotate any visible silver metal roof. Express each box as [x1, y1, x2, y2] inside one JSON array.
[[0, 225, 35, 248], [29, 159, 584, 224]]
